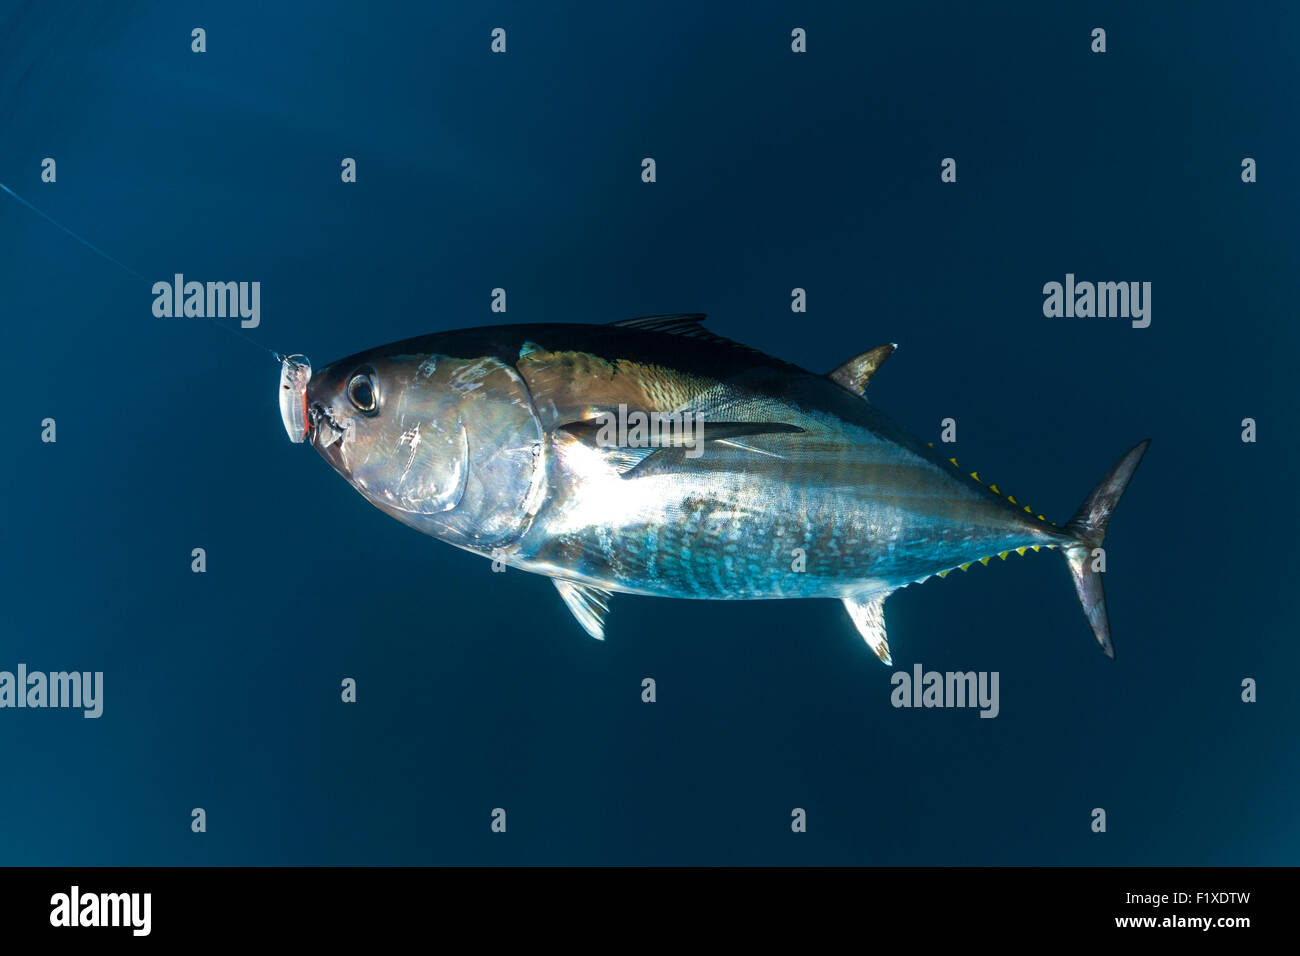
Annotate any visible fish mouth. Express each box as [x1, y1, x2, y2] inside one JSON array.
[[309, 402, 349, 448]]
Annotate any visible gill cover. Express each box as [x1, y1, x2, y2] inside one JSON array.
[[392, 419, 470, 514]]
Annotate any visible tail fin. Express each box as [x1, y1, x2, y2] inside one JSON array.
[[1060, 440, 1151, 659]]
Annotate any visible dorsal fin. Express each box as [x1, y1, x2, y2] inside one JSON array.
[[607, 313, 808, 369], [608, 313, 762, 353], [609, 313, 710, 335], [828, 343, 896, 395]]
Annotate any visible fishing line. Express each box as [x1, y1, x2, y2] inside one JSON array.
[[0, 180, 281, 363]]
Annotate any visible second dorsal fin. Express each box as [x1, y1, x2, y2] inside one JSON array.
[[828, 343, 897, 395]]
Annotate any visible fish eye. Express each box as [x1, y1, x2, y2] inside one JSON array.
[[348, 373, 378, 414]]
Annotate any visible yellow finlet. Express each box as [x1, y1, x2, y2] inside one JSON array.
[[1016, 547, 1027, 556], [989, 484, 1000, 494], [997, 551, 1009, 560], [1007, 495, 1017, 504], [960, 562, 972, 571], [949, 457, 959, 467], [979, 556, 991, 565], [937, 569, 950, 579], [1031, 545, 1040, 552], [970, 471, 981, 482]]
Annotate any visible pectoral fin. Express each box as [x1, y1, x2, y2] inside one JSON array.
[[842, 592, 893, 664], [560, 417, 802, 447], [558, 416, 803, 475], [553, 579, 613, 640], [710, 438, 786, 460], [600, 447, 661, 475]]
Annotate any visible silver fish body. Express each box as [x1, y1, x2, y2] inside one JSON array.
[[296, 315, 1149, 662]]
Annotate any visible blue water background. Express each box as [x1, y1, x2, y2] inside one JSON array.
[[0, 0, 1295, 864]]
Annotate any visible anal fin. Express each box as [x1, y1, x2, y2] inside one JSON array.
[[842, 592, 893, 664], [553, 579, 613, 640]]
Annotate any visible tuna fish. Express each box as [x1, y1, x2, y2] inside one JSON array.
[[284, 314, 1149, 663]]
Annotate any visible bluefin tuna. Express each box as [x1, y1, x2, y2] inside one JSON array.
[[284, 314, 1149, 663]]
